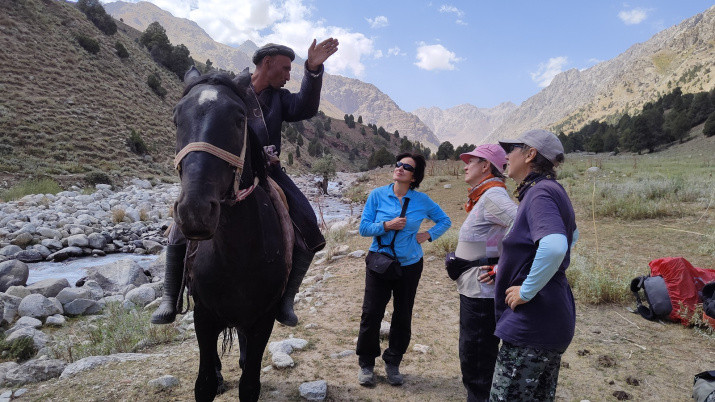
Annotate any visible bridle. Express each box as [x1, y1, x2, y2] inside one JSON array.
[[173, 105, 259, 206]]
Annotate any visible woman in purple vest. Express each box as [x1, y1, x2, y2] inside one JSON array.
[[490, 129, 578, 401]]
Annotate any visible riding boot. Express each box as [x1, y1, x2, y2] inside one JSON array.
[[150, 243, 187, 325], [276, 247, 313, 326]]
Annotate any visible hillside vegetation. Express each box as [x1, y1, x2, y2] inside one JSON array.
[[0, 0, 415, 194]]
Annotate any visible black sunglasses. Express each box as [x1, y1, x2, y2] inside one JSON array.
[[395, 161, 415, 172], [504, 143, 525, 153]]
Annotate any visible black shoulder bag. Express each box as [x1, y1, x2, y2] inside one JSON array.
[[365, 198, 410, 280]]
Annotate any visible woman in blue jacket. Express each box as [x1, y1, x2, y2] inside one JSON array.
[[356, 152, 451, 387]]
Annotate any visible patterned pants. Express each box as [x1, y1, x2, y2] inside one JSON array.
[[489, 341, 564, 402]]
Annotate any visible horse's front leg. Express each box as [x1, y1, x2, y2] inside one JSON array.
[[239, 314, 275, 402], [194, 302, 225, 402]]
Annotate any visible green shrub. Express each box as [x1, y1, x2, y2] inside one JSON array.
[[0, 178, 62, 201], [424, 228, 458, 255], [77, 0, 117, 35], [147, 72, 166, 99], [76, 34, 100, 54], [566, 251, 640, 304], [84, 171, 112, 186], [53, 303, 180, 362], [126, 129, 148, 155], [115, 41, 129, 58], [0, 335, 37, 362]]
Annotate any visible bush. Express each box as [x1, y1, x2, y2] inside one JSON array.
[[85, 171, 112, 186], [0, 335, 37, 362], [115, 41, 129, 58], [147, 73, 166, 99], [704, 111, 715, 137], [76, 0, 117, 35], [76, 34, 100, 54], [127, 129, 148, 155]]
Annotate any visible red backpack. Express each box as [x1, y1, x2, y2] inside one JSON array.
[[646, 257, 715, 325]]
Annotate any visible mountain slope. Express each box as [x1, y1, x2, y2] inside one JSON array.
[[484, 5, 715, 143], [104, 1, 440, 149], [0, 0, 183, 185], [414, 102, 517, 146]]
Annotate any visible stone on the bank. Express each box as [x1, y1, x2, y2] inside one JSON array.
[[55, 287, 92, 305], [41, 239, 63, 250], [84, 259, 149, 293], [141, 240, 163, 254], [269, 341, 293, 355], [5, 327, 49, 350], [0, 245, 22, 258], [26, 278, 69, 298], [299, 380, 327, 401], [66, 234, 89, 248], [18, 294, 63, 319], [87, 233, 107, 250], [5, 285, 30, 299], [0, 260, 29, 292], [10, 233, 33, 248], [37, 228, 61, 240], [11, 316, 42, 331], [0, 293, 20, 324], [0, 362, 19, 386], [82, 280, 104, 300], [45, 314, 66, 326], [46, 246, 83, 262], [148, 375, 180, 389], [348, 250, 366, 258], [124, 286, 156, 307], [271, 352, 294, 369], [63, 299, 101, 316], [14, 250, 43, 263], [3, 357, 66, 386]]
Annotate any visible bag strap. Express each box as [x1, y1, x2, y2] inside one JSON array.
[[630, 276, 655, 320], [376, 197, 410, 257]]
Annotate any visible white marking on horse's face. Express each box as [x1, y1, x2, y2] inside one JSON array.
[[198, 88, 218, 105]]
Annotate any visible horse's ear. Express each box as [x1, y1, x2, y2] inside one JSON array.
[[184, 66, 202, 86]]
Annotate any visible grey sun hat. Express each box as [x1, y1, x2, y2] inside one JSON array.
[[499, 129, 564, 165], [252, 43, 296, 65]]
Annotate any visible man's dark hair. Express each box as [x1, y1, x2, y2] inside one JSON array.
[[396, 152, 426, 189], [522, 145, 564, 178]]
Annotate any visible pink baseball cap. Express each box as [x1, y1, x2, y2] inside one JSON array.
[[459, 144, 508, 174]]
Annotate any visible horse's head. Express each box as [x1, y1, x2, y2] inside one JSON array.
[[172, 67, 253, 240]]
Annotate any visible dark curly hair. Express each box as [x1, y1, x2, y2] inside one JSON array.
[[396, 152, 426, 189]]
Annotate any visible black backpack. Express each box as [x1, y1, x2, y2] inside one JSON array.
[[630, 275, 673, 320]]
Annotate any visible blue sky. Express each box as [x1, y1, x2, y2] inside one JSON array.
[[108, 1, 713, 111]]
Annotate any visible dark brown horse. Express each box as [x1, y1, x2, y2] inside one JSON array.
[[173, 67, 289, 401]]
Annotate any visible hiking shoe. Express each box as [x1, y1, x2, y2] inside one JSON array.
[[384, 363, 404, 386], [358, 366, 375, 387]]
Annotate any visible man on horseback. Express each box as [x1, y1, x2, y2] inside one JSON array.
[[152, 38, 339, 327]]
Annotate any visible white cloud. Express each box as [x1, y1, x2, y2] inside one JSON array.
[[366, 15, 389, 29], [439, 4, 467, 25], [618, 8, 648, 25], [374, 49, 383, 59], [119, 0, 374, 78], [530, 56, 569, 87], [387, 46, 404, 57], [415, 43, 461, 71]]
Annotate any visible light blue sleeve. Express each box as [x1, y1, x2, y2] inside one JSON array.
[[519, 233, 568, 301], [571, 228, 579, 250], [425, 196, 451, 241], [359, 190, 387, 237]]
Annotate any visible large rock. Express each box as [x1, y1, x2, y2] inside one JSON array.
[[66, 234, 89, 248], [0, 293, 21, 324], [26, 278, 69, 298], [3, 358, 66, 386], [0, 362, 19, 387], [14, 250, 43, 263], [10, 233, 33, 248], [5, 327, 49, 350], [299, 380, 328, 401], [63, 299, 101, 316], [87, 233, 107, 250], [46, 246, 83, 262], [55, 287, 92, 305], [84, 259, 149, 293], [0, 245, 22, 258], [124, 286, 156, 307], [60, 353, 161, 379], [17, 294, 63, 319], [5, 286, 30, 299], [82, 280, 104, 300], [0, 260, 29, 292]]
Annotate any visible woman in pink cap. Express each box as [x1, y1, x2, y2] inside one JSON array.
[[446, 144, 517, 402]]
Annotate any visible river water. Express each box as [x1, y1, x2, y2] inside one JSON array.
[[26, 178, 362, 286]]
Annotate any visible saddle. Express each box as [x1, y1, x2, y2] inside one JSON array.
[[265, 176, 293, 276]]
